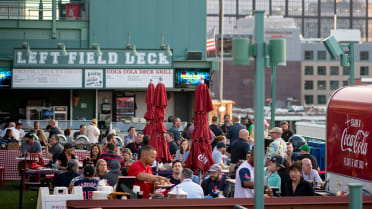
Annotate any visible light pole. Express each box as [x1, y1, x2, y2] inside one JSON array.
[[232, 11, 286, 209]]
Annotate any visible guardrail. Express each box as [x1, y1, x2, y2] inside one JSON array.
[[0, 0, 87, 20]]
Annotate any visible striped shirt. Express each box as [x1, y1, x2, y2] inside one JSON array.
[[99, 151, 124, 168]]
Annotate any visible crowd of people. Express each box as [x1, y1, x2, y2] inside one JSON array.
[[0, 115, 323, 199]]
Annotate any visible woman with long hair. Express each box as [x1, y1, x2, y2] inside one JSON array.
[[175, 139, 190, 161], [121, 148, 134, 168], [84, 144, 101, 167], [95, 159, 108, 178], [37, 129, 48, 146], [281, 163, 314, 196], [57, 143, 76, 170]]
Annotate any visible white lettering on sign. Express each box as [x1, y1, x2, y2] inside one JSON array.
[[137, 53, 146, 64], [50, 52, 60, 64], [108, 52, 117, 64], [79, 52, 84, 64], [28, 52, 37, 64], [158, 52, 169, 64], [148, 52, 157, 64], [39, 52, 48, 64], [97, 55, 107, 64], [68, 52, 78, 64], [17, 51, 26, 64], [125, 52, 135, 64], [86, 52, 95, 64], [340, 118, 369, 155]]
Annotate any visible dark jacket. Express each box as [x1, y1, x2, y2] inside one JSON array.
[[53, 171, 80, 187], [201, 175, 230, 197], [281, 178, 315, 196], [226, 123, 246, 144]]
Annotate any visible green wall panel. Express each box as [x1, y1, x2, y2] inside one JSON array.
[[72, 90, 96, 120], [89, 0, 206, 60]]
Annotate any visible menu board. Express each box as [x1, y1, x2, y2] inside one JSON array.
[[106, 69, 173, 88], [13, 69, 82, 88], [85, 69, 103, 88]]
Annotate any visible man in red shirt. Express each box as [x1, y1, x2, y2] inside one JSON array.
[[128, 145, 169, 199]]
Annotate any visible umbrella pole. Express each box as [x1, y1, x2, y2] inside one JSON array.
[[156, 161, 159, 175], [198, 169, 202, 185]]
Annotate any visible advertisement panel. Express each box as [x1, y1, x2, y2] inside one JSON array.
[[106, 69, 173, 88], [327, 86, 372, 181], [85, 69, 103, 88], [13, 69, 82, 88]]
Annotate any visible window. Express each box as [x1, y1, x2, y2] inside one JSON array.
[[360, 66, 369, 76], [304, 80, 313, 90], [330, 66, 339, 75], [318, 80, 326, 90], [318, 95, 327, 105], [343, 67, 350, 75], [343, 80, 349, 86], [360, 51, 369, 61], [304, 51, 314, 60], [317, 66, 326, 75], [304, 66, 313, 75], [330, 80, 339, 90], [317, 51, 326, 60], [304, 95, 313, 104]]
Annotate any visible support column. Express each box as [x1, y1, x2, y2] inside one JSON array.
[[349, 42, 355, 86], [253, 10, 265, 209], [348, 183, 362, 209], [271, 65, 276, 128]]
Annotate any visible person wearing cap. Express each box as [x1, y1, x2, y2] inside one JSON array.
[[56, 143, 76, 170], [280, 121, 293, 142], [73, 165, 99, 200], [128, 145, 170, 199], [201, 164, 230, 197], [265, 127, 287, 166], [85, 118, 100, 144], [53, 160, 80, 187], [212, 142, 229, 169], [264, 155, 284, 195], [301, 158, 322, 187], [295, 144, 319, 170], [21, 132, 42, 156], [102, 159, 122, 187], [226, 115, 246, 144]]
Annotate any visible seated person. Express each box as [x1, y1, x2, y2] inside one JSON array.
[[102, 134, 119, 154], [21, 132, 42, 156], [46, 134, 64, 164], [126, 132, 144, 157], [167, 160, 183, 186], [165, 132, 178, 157], [212, 142, 229, 169], [302, 158, 322, 187], [264, 155, 284, 195], [128, 145, 169, 199], [53, 160, 80, 187], [73, 124, 87, 138], [281, 163, 314, 196], [0, 129, 17, 148], [99, 143, 124, 168], [102, 159, 122, 187], [170, 168, 204, 199], [201, 164, 230, 197], [56, 143, 76, 170], [295, 144, 319, 170], [73, 165, 99, 200]]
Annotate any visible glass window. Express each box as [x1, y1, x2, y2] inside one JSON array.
[[343, 80, 349, 86], [304, 51, 314, 60], [360, 51, 369, 61], [318, 95, 327, 105], [330, 80, 339, 90], [304, 66, 313, 75], [317, 51, 327, 60], [360, 66, 369, 76], [343, 67, 350, 75], [318, 80, 326, 90], [317, 66, 326, 75], [330, 66, 339, 75], [304, 80, 313, 90], [304, 95, 313, 105]]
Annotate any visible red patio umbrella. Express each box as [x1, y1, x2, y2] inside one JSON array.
[[185, 77, 215, 172], [149, 78, 172, 163], [143, 81, 155, 136]]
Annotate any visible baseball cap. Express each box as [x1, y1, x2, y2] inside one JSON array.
[[15, 121, 22, 126], [269, 127, 283, 134], [208, 164, 222, 172], [84, 165, 95, 177], [270, 155, 285, 168], [25, 132, 36, 139], [216, 142, 226, 149], [109, 159, 121, 172], [299, 144, 310, 152]]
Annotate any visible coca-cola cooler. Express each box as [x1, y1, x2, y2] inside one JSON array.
[[327, 85, 372, 194]]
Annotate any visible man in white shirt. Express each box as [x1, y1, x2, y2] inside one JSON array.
[[3, 122, 20, 141], [302, 158, 322, 187], [171, 168, 204, 199], [85, 119, 100, 144]]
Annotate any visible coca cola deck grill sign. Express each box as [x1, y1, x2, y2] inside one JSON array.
[[327, 86, 372, 181]]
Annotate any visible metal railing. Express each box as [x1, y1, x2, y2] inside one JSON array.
[[0, 0, 87, 20]]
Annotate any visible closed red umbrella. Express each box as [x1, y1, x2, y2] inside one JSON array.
[[143, 81, 155, 136], [186, 77, 215, 172], [149, 79, 172, 163]]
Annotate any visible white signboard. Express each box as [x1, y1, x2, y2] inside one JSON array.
[[85, 69, 103, 88], [13, 69, 82, 88], [105, 69, 174, 88]]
